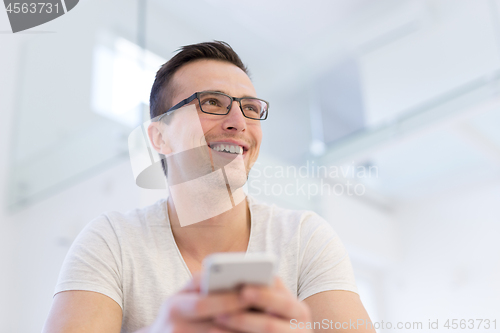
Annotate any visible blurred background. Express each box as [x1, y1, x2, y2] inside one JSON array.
[[1, 0, 500, 331]]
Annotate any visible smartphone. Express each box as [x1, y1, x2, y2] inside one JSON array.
[[200, 252, 276, 295]]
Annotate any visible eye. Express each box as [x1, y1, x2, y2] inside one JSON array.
[[203, 98, 220, 106], [242, 103, 260, 114]]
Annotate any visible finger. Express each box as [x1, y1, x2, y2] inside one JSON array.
[[273, 276, 292, 294], [171, 291, 247, 320], [215, 311, 291, 333], [208, 327, 235, 333], [166, 320, 223, 333], [239, 285, 304, 320]]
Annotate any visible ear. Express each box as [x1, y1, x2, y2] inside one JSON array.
[[148, 121, 172, 155]]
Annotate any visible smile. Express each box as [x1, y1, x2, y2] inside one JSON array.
[[209, 143, 244, 155]]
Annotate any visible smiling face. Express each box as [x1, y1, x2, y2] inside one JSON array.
[[168, 59, 263, 174]]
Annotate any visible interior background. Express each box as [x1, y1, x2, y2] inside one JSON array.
[[1, 0, 499, 331]]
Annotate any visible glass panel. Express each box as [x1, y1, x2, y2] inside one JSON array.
[[6, 0, 162, 210]]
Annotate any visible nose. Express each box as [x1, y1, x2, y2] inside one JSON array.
[[223, 100, 247, 132]]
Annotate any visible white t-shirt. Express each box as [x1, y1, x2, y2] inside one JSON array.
[[55, 196, 358, 333]]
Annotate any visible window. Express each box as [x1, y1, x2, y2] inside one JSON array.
[[91, 36, 166, 127]]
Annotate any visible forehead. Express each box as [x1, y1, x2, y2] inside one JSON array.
[[170, 59, 256, 103]]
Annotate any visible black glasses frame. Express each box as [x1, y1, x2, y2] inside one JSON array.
[[156, 91, 269, 122]]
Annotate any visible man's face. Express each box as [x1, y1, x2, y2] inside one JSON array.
[[168, 59, 263, 174]]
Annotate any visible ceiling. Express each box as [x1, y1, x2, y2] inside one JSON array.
[[7, 0, 500, 209], [149, 0, 500, 204]]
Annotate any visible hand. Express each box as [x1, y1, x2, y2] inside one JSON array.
[[148, 273, 245, 333], [212, 277, 313, 333]]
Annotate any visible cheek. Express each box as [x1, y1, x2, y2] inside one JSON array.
[[200, 123, 210, 136], [198, 114, 217, 136], [251, 125, 263, 148], [169, 112, 208, 151]]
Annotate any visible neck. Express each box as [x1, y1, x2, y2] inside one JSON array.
[[164, 151, 250, 267], [167, 195, 251, 265]]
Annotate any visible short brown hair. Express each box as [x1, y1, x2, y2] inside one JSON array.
[[149, 41, 249, 177], [149, 41, 248, 120]]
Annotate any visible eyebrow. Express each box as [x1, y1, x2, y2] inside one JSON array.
[[210, 90, 258, 99]]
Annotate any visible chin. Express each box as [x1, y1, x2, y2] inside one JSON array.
[[224, 163, 248, 190]]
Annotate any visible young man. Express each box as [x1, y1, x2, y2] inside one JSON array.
[[43, 42, 375, 333]]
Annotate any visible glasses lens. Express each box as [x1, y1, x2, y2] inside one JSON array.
[[241, 98, 268, 119], [199, 92, 231, 114]]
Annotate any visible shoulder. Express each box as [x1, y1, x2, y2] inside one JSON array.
[[78, 199, 169, 245], [96, 198, 168, 229]]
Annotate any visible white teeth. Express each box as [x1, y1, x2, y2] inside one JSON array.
[[210, 144, 244, 154]]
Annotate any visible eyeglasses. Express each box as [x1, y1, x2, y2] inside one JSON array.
[[156, 91, 269, 122]]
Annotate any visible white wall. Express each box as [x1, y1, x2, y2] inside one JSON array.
[[0, 23, 143, 332], [309, 164, 500, 332], [0, 32, 23, 332], [385, 179, 500, 327]]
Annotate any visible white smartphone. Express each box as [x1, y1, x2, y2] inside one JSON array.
[[200, 252, 276, 295]]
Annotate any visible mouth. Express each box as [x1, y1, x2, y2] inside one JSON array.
[[209, 142, 247, 155]]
